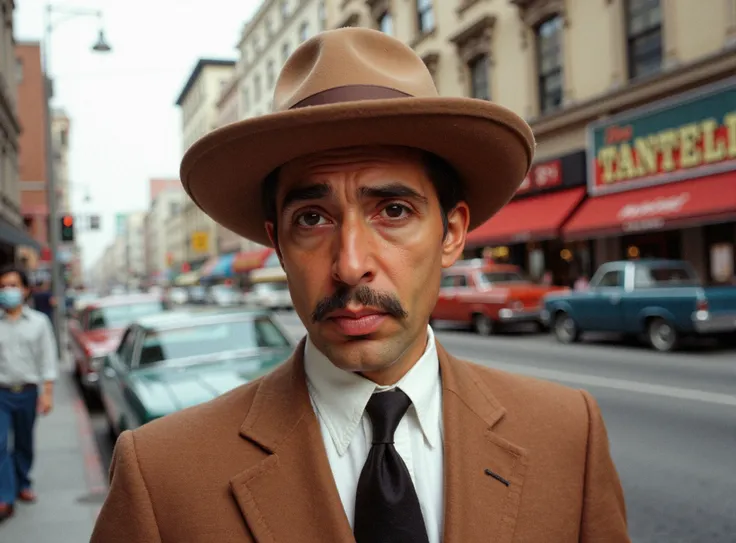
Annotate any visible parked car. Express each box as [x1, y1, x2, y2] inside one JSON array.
[[245, 267, 293, 311], [167, 287, 188, 306], [207, 284, 244, 307], [68, 293, 169, 395], [431, 259, 568, 334], [542, 259, 736, 352], [187, 285, 208, 304], [98, 309, 294, 437]]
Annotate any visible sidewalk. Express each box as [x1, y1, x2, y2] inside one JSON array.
[[1, 330, 108, 543]]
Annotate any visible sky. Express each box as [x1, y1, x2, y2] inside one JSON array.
[[14, 0, 262, 271]]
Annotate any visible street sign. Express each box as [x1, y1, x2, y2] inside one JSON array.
[[89, 215, 101, 230], [191, 231, 209, 253]]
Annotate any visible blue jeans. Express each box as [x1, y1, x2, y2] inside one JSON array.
[[0, 386, 38, 505]]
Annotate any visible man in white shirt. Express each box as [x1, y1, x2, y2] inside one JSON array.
[[92, 27, 630, 543]]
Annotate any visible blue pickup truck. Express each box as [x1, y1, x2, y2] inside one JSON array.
[[541, 259, 736, 352]]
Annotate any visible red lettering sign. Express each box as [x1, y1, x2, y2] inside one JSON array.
[[515, 159, 562, 195]]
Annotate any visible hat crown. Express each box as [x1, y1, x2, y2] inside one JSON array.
[[273, 27, 439, 111]]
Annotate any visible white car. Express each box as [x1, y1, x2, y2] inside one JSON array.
[[208, 284, 244, 307]]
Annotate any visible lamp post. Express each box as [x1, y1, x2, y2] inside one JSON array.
[[42, 4, 111, 347]]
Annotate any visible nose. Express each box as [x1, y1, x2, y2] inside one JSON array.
[[331, 214, 376, 286]]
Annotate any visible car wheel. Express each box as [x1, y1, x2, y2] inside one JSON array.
[[473, 313, 494, 336], [554, 312, 579, 344], [647, 317, 678, 353]]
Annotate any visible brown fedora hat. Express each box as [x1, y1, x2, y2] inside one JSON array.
[[180, 27, 535, 247]]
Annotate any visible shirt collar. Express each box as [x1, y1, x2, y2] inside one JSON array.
[[304, 326, 441, 456], [1, 306, 30, 320]]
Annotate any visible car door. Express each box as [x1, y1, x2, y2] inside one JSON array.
[[434, 273, 467, 321], [581, 267, 627, 331], [100, 326, 140, 433]]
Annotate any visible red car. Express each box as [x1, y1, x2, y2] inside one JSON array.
[[69, 294, 168, 396]]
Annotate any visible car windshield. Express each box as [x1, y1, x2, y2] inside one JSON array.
[[87, 302, 165, 330], [253, 282, 288, 292], [480, 271, 528, 284], [137, 317, 291, 365], [634, 265, 700, 288]]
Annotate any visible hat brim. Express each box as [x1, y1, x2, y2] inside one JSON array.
[[180, 97, 535, 247]]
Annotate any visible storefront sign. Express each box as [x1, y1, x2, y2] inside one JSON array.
[[588, 78, 736, 195], [516, 159, 562, 195]]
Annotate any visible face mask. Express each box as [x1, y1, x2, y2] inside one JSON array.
[[0, 287, 24, 309]]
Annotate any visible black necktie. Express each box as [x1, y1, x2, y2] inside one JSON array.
[[353, 389, 430, 543]]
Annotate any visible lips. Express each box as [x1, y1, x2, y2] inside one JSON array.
[[326, 308, 388, 336]]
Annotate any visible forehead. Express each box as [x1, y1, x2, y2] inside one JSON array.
[[277, 146, 428, 189], [0, 272, 22, 285]]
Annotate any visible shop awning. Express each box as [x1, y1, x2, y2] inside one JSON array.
[[0, 216, 41, 251], [465, 187, 586, 247], [201, 253, 237, 279], [562, 172, 736, 240], [233, 248, 274, 273]]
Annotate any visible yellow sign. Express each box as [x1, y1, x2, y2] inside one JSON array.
[[191, 231, 209, 253]]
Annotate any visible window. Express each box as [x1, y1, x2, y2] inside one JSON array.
[[536, 16, 563, 114], [318, 0, 327, 30], [596, 270, 624, 288], [299, 21, 310, 42], [116, 329, 139, 368], [469, 55, 490, 100], [281, 0, 290, 20], [267, 61, 275, 88], [416, 0, 434, 34], [242, 85, 251, 111], [378, 11, 393, 35], [265, 16, 273, 36], [136, 317, 291, 366], [282, 42, 291, 63], [625, 0, 662, 79], [15, 57, 23, 84], [254, 75, 262, 102], [440, 275, 467, 288]]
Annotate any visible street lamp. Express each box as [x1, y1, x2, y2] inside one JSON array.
[[42, 4, 111, 346]]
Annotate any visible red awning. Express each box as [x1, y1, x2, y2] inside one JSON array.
[[465, 187, 586, 247], [563, 172, 736, 240], [232, 248, 274, 273]]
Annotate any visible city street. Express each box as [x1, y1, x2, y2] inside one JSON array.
[[85, 310, 736, 543]]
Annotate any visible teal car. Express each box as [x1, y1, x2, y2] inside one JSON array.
[[99, 309, 295, 438], [542, 259, 736, 352]]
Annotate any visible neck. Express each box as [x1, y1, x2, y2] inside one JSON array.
[[4, 306, 23, 319], [360, 327, 430, 386]]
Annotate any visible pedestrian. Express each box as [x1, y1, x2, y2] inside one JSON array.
[[0, 265, 58, 523], [30, 278, 55, 326], [91, 28, 630, 542]]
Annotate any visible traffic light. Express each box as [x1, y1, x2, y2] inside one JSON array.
[[60, 215, 75, 242]]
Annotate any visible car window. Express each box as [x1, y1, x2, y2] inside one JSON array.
[[117, 329, 138, 368], [136, 317, 291, 366], [440, 275, 466, 288], [481, 271, 526, 284], [597, 270, 624, 288], [86, 301, 166, 330], [636, 265, 699, 288]]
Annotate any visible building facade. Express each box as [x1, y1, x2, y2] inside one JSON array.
[[175, 58, 236, 272], [237, 0, 329, 119], [146, 185, 186, 284], [330, 0, 736, 286], [123, 211, 147, 289]]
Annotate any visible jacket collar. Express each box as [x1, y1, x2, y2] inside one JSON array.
[[231, 338, 528, 543]]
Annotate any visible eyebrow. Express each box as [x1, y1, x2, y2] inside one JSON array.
[[280, 181, 428, 213]]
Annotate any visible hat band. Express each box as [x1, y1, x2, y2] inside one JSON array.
[[290, 85, 412, 109]]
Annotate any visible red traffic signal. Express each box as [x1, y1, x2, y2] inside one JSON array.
[[62, 215, 74, 227]]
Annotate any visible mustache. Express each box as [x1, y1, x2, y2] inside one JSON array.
[[311, 285, 408, 323]]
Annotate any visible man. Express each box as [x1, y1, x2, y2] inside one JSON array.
[[0, 265, 58, 522], [92, 28, 630, 542], [30, 279, 55, 325]]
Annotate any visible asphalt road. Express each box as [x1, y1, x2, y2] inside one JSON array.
[[87, 309, 736, 543]]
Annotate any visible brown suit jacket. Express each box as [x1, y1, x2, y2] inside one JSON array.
[[90, 341, 630, 542]]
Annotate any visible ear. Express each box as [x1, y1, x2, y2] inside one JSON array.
[[264, 222, 284, 266], [441, 202, 470, 269]]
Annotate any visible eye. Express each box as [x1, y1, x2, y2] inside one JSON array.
[[380, 203, 411, 220], [295, 211, 327, 227]]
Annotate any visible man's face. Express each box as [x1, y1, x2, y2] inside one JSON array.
[[266, 146, 468, 382], [0, 272, 29, 298]]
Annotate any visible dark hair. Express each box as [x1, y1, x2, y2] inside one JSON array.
[[261, 151, 466, 246], [0, 265, 31, 288]]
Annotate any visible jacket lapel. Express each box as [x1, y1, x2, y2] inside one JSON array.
[[229, 340, 354, 543], [438, 343, 529, 543]]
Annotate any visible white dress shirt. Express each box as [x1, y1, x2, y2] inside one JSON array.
[[304, 326, 444, 543]]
